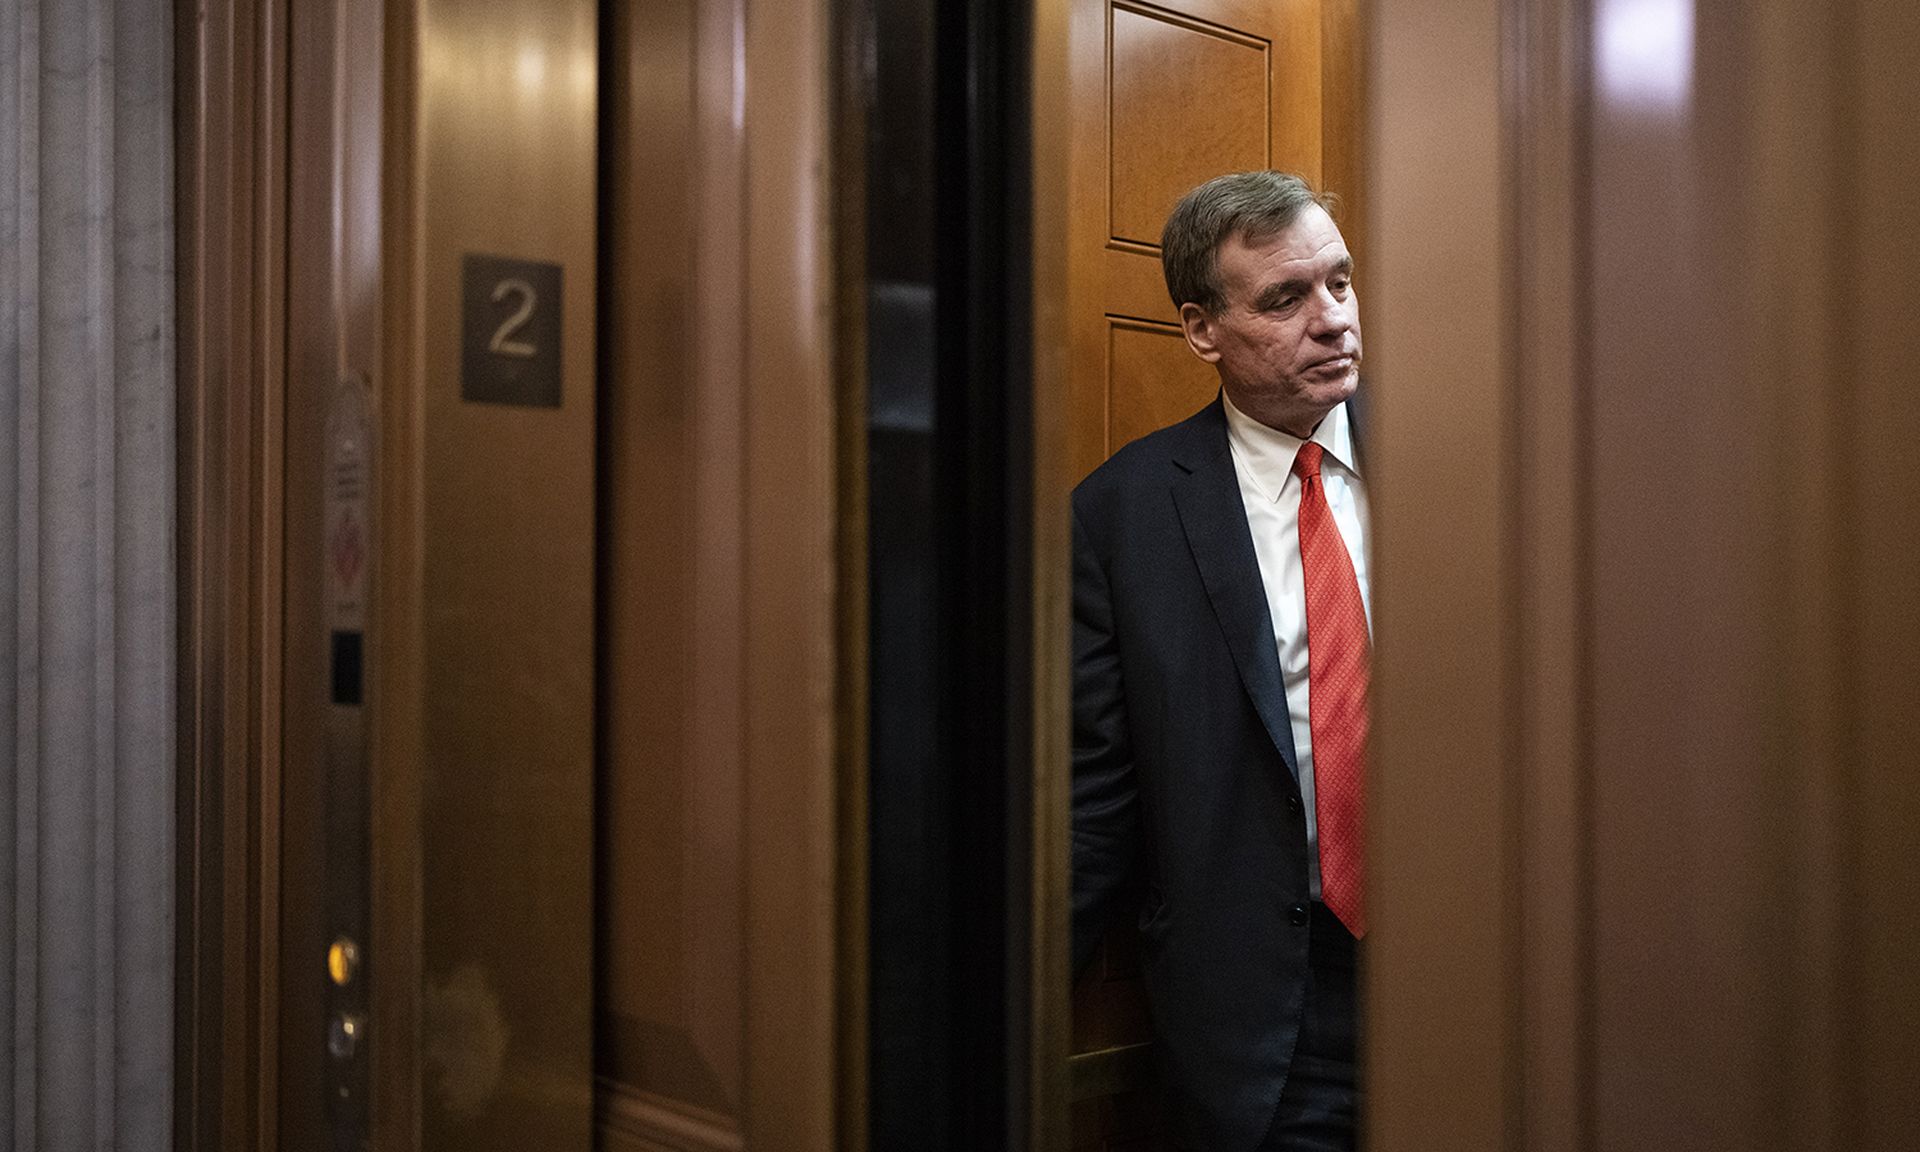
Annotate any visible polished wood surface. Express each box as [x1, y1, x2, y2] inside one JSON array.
[[1317, 0, 1364, 281], [174, 0, 289, 1146], [740, 0, 842, 1143], [404, 0, 601, 1146], [596, 0, 845, 1148], [1061, 0, 1361, 1145], [1852, 3, 1920, 1142], [1366, 0, 1920, 1149], [1364, 0, 1509, 1145], [1109, 9, 1268, 247], [186, 1, 850, 1148], [1506, 0, 1583, 1142], [372, 1, 425, 1147], [597, 0, 748, 1142]]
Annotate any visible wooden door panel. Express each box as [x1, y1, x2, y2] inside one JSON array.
[[1109, 7, 1270, 246], [1103, 248, 1179, 325], [1108, 321, 1221, 454]]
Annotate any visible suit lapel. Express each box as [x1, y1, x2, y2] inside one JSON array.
[[1168, 400, 1299, 778]]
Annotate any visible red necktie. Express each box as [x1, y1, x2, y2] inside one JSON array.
[[1292, 442, 1368, 938]]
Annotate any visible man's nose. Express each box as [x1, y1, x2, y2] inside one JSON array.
[[1307, 290, 1352, 337]]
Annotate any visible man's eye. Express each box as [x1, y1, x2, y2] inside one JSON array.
[[1331, 278, 1351, 294]]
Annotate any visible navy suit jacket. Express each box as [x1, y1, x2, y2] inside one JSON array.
[[1070, 390, 1366, 1151]]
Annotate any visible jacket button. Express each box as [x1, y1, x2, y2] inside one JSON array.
[[1289, 904, 1310, 926], [1287, 794, 1301, 811]]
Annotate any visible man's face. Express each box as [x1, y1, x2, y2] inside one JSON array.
[[1178, 204, 1362, 438]]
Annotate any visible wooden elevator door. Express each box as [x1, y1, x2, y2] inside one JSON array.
[[1062, 0, 1362, 1146]]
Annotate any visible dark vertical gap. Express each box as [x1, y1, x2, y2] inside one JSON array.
[[992, 0, 1039, 1139], [590, 0, 616, 1104], [171, 0, 214, 1146], [864, 0, 951, 1141], [864, 0, 1034, 1143], [931, 0, 1005, 1141]]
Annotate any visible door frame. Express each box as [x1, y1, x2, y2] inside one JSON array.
[[174, 0, 289, 1145]]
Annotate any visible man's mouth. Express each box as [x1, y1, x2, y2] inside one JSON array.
[[1306, 353, 1355, 372]]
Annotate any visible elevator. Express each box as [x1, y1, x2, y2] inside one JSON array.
[[171, 0, 1920, 1150], [175, 0, 1328, 1146]]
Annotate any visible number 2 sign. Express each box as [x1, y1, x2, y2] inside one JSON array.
[[461, 253, 563, 407]]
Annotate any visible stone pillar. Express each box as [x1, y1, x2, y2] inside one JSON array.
[[1, 0, 175, 1147]]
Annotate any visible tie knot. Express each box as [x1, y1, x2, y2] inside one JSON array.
[[1292, 441, 1325, 481]]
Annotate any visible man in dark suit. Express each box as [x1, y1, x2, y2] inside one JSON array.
[[1072, 171, 1370, 1152]]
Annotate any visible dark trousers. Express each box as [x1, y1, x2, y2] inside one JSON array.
[[1259, 902, 1360, 1152]]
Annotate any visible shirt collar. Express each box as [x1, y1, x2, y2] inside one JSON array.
[[1221, 390, 1361, 504]]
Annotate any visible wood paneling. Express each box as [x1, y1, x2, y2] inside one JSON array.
[[596, 0, 844, 1148], [186, 1, 847, 1149], [740, 0, 840, 1142], [1106, 321, 1220, 452], [1366, 0, 1920, 1150], [1364, 0, 1509, 1145], [598, 0, 747, 1139], [1109, 8, 1269, 246], [404, 0, 601, 1146], [174, 0, 288, 1145], [1317, 0, 1364, 277], [1852, 2, 1920, 1144], [373, 2, 424, 1148]]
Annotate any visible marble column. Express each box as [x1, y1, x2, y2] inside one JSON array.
[[1, 0, 175, 1148]]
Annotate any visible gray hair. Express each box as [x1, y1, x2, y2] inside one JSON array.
[[1160, 171, 1336, 314]]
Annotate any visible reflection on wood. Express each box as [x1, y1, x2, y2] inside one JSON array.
[[603, 1016, 736, 1119], [599, 1080, 745, 1152]]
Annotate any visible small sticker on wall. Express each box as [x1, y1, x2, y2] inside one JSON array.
[[324, 373, 372, 626]]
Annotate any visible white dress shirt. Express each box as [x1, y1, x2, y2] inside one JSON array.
[[1221, 391, 1373, 899]]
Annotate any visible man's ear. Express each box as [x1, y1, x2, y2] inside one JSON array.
[[1179, 302, 1224, 364]]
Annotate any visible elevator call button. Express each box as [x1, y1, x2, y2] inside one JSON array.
[[461, 253, 563, 408], [328, 936, 361, 987]]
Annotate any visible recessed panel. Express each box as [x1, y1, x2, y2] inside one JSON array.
[[1107, 319, 1221, 456], [1110, 6, 1268, 247]]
